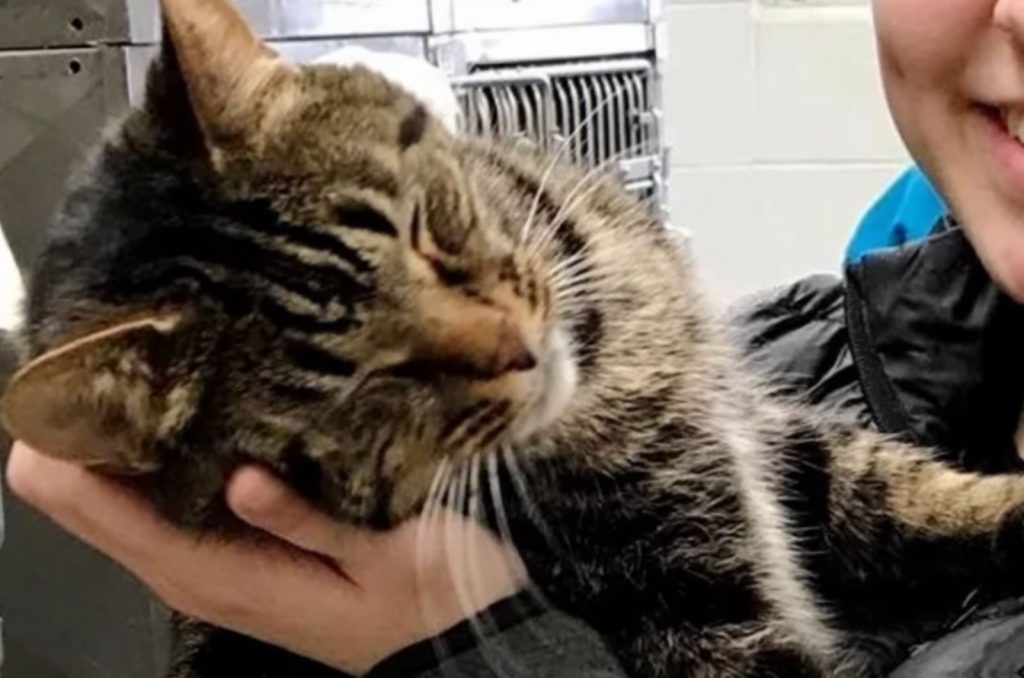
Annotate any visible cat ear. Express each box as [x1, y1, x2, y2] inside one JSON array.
[[0, 314, 190, 473], [158, 0, 297, 150]]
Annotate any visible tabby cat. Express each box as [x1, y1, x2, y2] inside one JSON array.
[[5, 1, 1024, 676]]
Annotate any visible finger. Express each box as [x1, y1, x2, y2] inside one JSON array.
[[6, 442, 190, 569], [6, 443, 380, 649], [226, 466, 379, 572]]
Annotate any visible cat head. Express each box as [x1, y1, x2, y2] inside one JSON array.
[[0, 0, 590, 525]]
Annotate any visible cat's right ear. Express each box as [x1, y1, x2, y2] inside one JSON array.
[[0, 314, 194, 473], [150, 0, 298, 156], [142, 26, 204, 147]]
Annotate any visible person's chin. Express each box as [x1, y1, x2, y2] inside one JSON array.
[[965, 214, 1024, 304]]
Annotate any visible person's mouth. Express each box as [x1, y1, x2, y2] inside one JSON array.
[[996, 105, 1024, 144], [969, 102, 1024, 199]]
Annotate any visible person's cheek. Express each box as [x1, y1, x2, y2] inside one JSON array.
[[874, 0, 988, 72], [873, 0, 963, 148]]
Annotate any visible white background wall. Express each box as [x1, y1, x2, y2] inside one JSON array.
[[0, 226, 21, 332], [663, 0, 910, 303]]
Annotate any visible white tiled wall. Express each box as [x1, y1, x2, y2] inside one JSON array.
[[0, 235, 22, 333], [664, 0, 910, 303], [0, 226, 22, 333]]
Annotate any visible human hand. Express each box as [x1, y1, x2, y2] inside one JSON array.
[[5, 442, 527, 675]]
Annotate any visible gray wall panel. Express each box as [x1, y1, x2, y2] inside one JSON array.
[[0, 47, 130, 271], [0, 0, 431, 48], [0, 0, 128, 50]]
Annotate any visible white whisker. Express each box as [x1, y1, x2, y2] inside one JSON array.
[[548, 141, 651, 225], [519, 82, 633, 244], [544, 251, 589, 283], [521, 149, 633, 265], [501, 446, 561, 550], [416, 458, 455, 667], [443, 463, 481, 650], [462, 454, 520, 678], [552, 278, 628, 302], [485, 450, 560, 661], [549, 259, 604, 287]]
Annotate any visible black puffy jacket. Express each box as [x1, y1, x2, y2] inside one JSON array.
[[734, 223, 1024, 476]]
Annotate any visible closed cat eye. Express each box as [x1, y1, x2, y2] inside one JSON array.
[[429, 259, 472, 286], [405, 201, 474, 286], [334, 202, 397, 238]]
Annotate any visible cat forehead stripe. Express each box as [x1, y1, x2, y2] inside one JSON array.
[[398, 105, 429, 149], [226, 199, 374, 274], [284, 339, 358, 377]]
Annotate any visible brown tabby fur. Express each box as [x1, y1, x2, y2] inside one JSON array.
[[5, 1, 1024, 676]]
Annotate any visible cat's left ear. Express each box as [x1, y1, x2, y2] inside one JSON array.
[[0, 314, 193, 473], [158, 0, 298, 152]]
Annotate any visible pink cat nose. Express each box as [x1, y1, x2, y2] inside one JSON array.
[[413, 300, 537, 380], [491, 319, 537, 375], [428, 318, 536, 380]]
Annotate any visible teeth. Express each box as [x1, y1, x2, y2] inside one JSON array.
[[1002, 107, 1024, 143]]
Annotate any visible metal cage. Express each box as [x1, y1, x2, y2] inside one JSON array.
[[453, 58, 665, 206]]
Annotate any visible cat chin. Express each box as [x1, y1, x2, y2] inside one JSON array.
[[510, 327, 578, 442]]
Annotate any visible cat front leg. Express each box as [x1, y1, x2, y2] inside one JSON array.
[[783, 426, 1024, 669], [820, 430, 1024, 578]]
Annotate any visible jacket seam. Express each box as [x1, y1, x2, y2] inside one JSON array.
[[843, 274, 914, 439]]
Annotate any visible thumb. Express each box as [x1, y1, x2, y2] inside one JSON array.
[[226, 466, 380, 575]]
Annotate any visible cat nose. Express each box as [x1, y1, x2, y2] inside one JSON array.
[[491, 318, 537, 375], [415, 296, 537, 380], [430, 316, 536, 380]]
